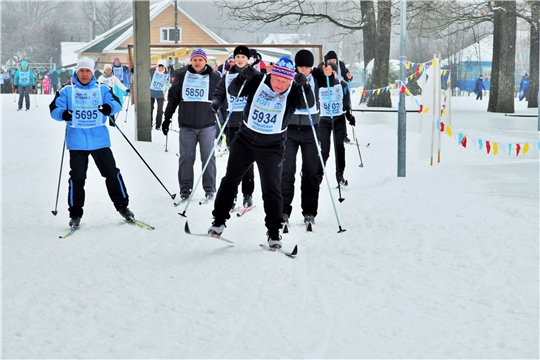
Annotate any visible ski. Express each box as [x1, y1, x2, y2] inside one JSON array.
[[237, 205, 256, 217], [199, 197, 214, 205], [174, 198, 187, 207], [259, 244, 297, 258], [126, 218, 155, 230], [282, 223, 289, 234], [184, 221, 235, 244], [59, 227, 79, 238], [216, 148, 229, 158], [306, 222, 313, 232]]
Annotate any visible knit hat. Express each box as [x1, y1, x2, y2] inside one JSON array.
[[76, 57, 95, 72], [190, 48, 207, 62], [325, 50, 338, 61], [103, 64, 112, 71], [157, 59, 167, 67], [113, 57, 120, 62], [249, 49, 258, 59], [21, 60, 29, 67], [271, 56, 295, 80], [234, 45, 250, 58], [294, 50, 314, 67]]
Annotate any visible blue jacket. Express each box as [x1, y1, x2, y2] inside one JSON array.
[[14, 69, 35, 87], [49, 73, 122, 151]]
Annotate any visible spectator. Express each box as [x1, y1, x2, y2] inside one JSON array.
[[14, 60, 36, 111], [475, 74, 486, 100], [519, 73, 530, 101]]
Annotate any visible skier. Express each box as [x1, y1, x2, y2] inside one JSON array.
[[49, 57, 133, 228], [281, 49, 333, 229], [210, 45, 255, 210], [475, 75, 486, 100], [317, 61, 355, 186], [97, 64, 129, 103], [162, 48, 221, 201], [150, 59, 170, 130], [42, 74, 50, 95], [49, 68, 59, 93], [14, 60, 36, 111], [519, 73, 530, 101], [111, 57, 131, 90], [207, 55, 315, 249]]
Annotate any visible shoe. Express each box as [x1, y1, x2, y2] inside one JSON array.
[[118, 206, 134, 221], [344, 135, 350, 143], [205, 192, 214, 200], [282, 213, 289, 225], [181, 193, 189, 200], [304, 214, 315, 224], [25, 108, 29, 111], [243, 194, 253, 208], [336, 172, 348, 186], [267, 231, 282, 249], [17, 108, 21, 111], [231, 196, 237, 211], [69, 217, 81, 228], [208, 218, 226, 236]]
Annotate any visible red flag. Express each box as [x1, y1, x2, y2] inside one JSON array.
[[401, 85, 406, 94], [418, 104, 423, 113], [440, 122, 445, 132], [461, 137, 467, 148], [486, 141, 491, 154], [415, 65, 419, 77], [516, 143, 521, 156]]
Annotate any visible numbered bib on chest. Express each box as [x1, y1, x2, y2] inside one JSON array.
[[182, 72, 210, 102], [100, 77, 115, 88], [71, 86, 103, 128], [19, 71, 30, 84], [246, 77, 289, 134], [319, 84, 343, 117], [226, 72, 248, 112], [113, 67, 123, 81], [294, 75, 318, 115], [150, 71, 168, 91]]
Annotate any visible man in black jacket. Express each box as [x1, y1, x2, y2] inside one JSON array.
[[207, 56, 315, 249], [162, 48, 221, 201]]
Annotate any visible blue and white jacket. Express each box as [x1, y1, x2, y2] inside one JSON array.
[[49, 74, 122, 151]]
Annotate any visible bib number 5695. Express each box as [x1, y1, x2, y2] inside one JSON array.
[[74, 109, 98, 120]]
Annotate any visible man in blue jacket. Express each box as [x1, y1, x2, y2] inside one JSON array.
[[14, 60, 36, 111], [49, 57, 133, 228]]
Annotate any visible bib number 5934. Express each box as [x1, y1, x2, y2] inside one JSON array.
[[252, 109, 277, 124]]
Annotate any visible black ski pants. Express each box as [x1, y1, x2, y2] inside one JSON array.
[[213, 131, 284, 234], [226, 126, 254, 198], [281, 126, 320, 218], [68, 148, 129, 218], [318, 116, 346, 178]]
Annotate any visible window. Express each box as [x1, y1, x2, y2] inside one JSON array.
[[161, 27, 181, 43]]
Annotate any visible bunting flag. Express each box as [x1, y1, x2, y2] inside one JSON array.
[[486, 141, 491, 154], [461, 136, 467, 148], [493, 142, 499, 155]]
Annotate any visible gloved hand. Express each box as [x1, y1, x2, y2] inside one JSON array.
[[210, 101, 220, 113], [346, 110, 356, 126], [238, 64, 257, 83], [98, 104, 112, 116], [108, 117, 116, 127], [32, 85, 36, 90], [125, 89, 130, 94], [162, 119, 171, 136], [294, 72, 308, 87], [62, 110, 73, 121]]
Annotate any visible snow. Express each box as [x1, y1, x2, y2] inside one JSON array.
[[2, 92, 538, 358]]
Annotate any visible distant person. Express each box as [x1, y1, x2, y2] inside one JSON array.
[[111, 57, 131, 89], [49, 68, 59, 93], [2, 67, 12, 93], [42, 74, 50, 95], [14, 60, 35, 111], [94, 65, 102, 80], [59, 68, 70, 87], [519, 73, 530, 101], [97, 64, 129, 105], [150, 59, 170, 130], [318, 50, 353, 82], [49, 57, 133, 228], [475, 74, 486, 100]]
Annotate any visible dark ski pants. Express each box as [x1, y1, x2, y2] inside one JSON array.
[[213, 132, 284, 234], [226, 126, 254, 197], [282, 126, 320, 218], [68, 148, 129, 219], [151, 97, 164, 129], [17, 85, 31, 109], [318, 116, 346, 178], [178, 126, 216, 196]]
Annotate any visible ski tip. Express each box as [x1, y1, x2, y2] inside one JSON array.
[[306, 223, 312, 232], [51, 210, 58, 216], [184, 221, 191, 234], [283, 225, 289, 234], [290, 244, 298, 256]]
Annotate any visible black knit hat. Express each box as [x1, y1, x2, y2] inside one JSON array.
[[234, 45, 250, 58], [325, 50, 338, 60], [294, 50, 314, 67], [249, 49, 258, 58]]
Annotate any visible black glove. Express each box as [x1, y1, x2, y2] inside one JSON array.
[[238, 64, 257, 83], [108, 117, 116, 127], [62, 110, 73, 121], [162, 119, 171, 136], [294, 72, 308, 87], [98, 104, 112, 116], [125, 89, 130, 94], [346, 111, 356, 126], [210, 101, 220, 113], [32, 85, 35, 90]]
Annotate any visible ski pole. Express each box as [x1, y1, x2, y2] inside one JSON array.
[[179, 80, 246, 218], [351, 125, 364, 167], [301, 86, 345, 233], [33, 88, 38, 107], [325, 73, 345, 202], [123, 94, 130, 123], [109, 114, 176, 200], [165, 132, 169, 152], [52, 139, 66, 215]]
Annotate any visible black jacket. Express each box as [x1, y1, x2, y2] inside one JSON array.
[[287, 67, 329, 128], [211, 65, 244, 128], [228, 65, 315, 146], [319, 76, 351, 123], [165, 64, 221, 129]]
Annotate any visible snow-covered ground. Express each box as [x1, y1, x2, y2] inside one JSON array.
[[2, 92, 538, 358]]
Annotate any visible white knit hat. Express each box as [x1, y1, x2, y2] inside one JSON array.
[[76, 57, 95, 72], [157, 59, 167, 67], [103, 63, 112, 71]]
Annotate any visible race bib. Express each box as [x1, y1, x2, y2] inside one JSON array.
[[19, 71, 30, 84], [319, 84, 343, 117], [245, 75, 289, 134], [226, 72, 248, 112], [113, 66, 123, 81], [70, 86, 103, 129], [150, 71, 168, 91], [294, 75, 318, 115], [182, 72, 210, 102], [100, 77, 115, 88]]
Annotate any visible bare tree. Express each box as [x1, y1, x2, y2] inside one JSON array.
[[80, 0, 132, 38], [520, 0, 539, 108]]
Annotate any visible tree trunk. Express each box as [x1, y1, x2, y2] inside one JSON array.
[[360, 0, 376, 68], [488, 1, 516, 113], [367, 0, 392, 108], [528, 1, 539, 108]]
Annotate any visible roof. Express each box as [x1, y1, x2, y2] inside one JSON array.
[[76, 0, 227, 56]]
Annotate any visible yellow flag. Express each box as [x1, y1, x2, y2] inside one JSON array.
[[493, 142, 499, 155], [446, 125, 452, 137], [523, 143, 530, 155]]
